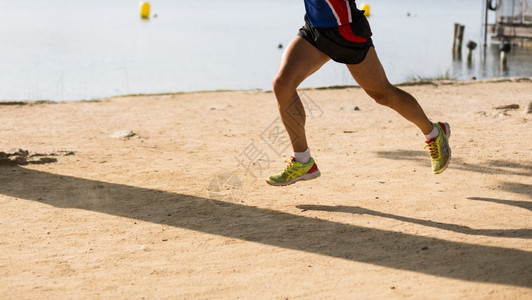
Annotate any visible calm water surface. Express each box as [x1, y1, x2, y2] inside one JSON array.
[[1, 0, 531, 101]]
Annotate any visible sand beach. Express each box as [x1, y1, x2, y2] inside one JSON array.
[[0, 78, 531, 299]]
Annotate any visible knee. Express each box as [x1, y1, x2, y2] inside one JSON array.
[[365, 90, 390, 106], [365, 86, 397, 107], [272, 75, 288, 96], [272, 72, 298, 97]]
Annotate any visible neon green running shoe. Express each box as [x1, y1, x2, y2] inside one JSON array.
[[266, 157, 321, 186], [425, 122, 451, 174]]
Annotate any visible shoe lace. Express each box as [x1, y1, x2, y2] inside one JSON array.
[[425, 140, 439, 159], [283, 158, 295, 172]]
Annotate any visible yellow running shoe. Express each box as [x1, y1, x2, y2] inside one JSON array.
[[266, 157, 321, 186], [425, 122, 451, 174]]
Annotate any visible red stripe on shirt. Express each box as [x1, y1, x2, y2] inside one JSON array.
[[326, 0, 351, 25], [326, 1, 367, 42], [338, 24, 367, 42]]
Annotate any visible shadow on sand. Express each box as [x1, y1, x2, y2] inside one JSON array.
[[376, 150, 532, 177], [1, 166, 531, 287], [296, 205, 532, 239]]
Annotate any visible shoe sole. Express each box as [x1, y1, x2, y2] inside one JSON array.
[[266, 170, 321, 186], [434, 122, 451, 174]]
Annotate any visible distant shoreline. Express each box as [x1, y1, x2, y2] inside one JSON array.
[[1, 77, 530, 104]]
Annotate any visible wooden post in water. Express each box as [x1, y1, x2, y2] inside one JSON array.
[[466, 40, 477, 64], [453, 23, 465, 59], [499, 41, 511, 67]]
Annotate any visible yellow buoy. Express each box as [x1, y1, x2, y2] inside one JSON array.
[[139, 1, 150, 19], [360, 3, 370, 17]]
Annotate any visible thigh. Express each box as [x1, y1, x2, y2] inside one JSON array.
[[345, 47, 393, 93], [275, 36, 330, 87]]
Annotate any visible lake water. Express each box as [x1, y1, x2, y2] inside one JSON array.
[[1, 0, 531, 101]]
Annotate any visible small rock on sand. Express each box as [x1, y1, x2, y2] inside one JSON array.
[[111, 130, 136, 138], [340, 105, 360, 111], [495, 104, 520, 110], [524, 102, 532, 114]]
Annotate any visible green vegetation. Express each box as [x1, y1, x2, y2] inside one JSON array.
[[406, 69, 455, 82]]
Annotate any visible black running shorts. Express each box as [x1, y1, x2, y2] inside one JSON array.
[[298, 11, 374, 65]]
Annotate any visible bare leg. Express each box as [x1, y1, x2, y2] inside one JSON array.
[[347, 47, 434, 135], [273, 36, 330, 152]]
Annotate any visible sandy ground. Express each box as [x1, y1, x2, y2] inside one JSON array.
[[0, 78, 531, 299]]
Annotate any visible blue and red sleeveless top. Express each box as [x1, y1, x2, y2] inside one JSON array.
[[304, 0, 367, 42]]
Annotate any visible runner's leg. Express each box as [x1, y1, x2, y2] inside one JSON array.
[[273, 36, 330, 153], [346, 47, 434, 135]]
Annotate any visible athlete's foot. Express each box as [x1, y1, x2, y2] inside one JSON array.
[[266, 157, 321, 186], [425, 122, 451, 174]]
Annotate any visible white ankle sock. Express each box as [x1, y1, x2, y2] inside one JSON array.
[[425, 125, 439, 141], [294, 148, 311, 164]]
